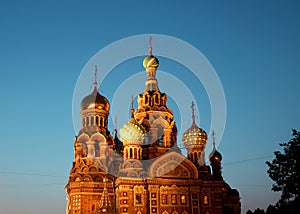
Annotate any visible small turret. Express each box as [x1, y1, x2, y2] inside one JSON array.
[[209, 131, 223, 180]]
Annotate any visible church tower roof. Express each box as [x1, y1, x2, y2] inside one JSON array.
[[80, 66, 110, 112]]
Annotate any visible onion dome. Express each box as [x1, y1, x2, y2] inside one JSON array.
[[143, 36, 159, 69], [209, 149, 222, 162], [119, 118, 146, 145], [143, 55, 159, 69], [183, 122, 208, 148], [182, 101, 208, 148], [209, 131, 222, 162], [80, 86, 110, 111]]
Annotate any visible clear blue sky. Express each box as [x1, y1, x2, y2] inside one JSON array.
[[0, 0, 299, 213]]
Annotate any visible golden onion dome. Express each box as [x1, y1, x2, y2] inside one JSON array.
[[143, 55, 159, 69], [120, 118, 146, 145], [182, 122, 208, 148], [80, 87, 110, 111]]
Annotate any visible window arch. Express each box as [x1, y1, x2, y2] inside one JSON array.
[[96, 116, 99, 126]]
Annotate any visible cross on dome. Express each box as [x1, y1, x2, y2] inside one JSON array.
[[94, 65, 98, 87], [191, 101, 196, 123]]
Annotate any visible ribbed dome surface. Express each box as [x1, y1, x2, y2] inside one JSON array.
[[119, 118, 146, 145], [182, 122, 208, 147]]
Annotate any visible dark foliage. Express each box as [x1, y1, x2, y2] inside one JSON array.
[[266, 129, 300, 203], [247, 129, 300, 214]]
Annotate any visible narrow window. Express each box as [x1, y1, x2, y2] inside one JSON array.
[[161, 194, 167, 204], [181, 195, 186, 205], [99, 117, 102, 127], [171, 194, 177, 205], [135, 194, 142, 204], [96, 116, 99, 126], [91, 116, 94, 126], [203, 195, 209, 205]]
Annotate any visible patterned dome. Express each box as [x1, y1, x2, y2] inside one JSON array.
[[182, 122, 208, 148], [80, 87, 110, 111], [120, 118, 146, 145], [143, 55, 159, 69]]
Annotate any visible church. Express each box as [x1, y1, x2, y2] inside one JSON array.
[[65, 41, 241, 214]]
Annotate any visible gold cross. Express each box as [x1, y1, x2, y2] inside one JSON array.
[[149, 35, 153, 55]]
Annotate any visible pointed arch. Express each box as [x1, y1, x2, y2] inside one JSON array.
[[162, 211, 169, 214]]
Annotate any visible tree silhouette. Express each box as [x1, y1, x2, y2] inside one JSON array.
[[266, 129, 300, 213]]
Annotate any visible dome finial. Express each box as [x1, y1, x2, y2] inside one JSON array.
[[143, 36, 159, 70], [149, 35, 153, 55], [212, 130, 216, 149], [191, 101, 196, 123], [114, 116, 118, 133], [94, 65, 98, 87]]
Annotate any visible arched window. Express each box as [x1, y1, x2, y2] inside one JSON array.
[[86, 117, 89, 126], [91, 116, 94, 126], [155, 94, 159, 104], [134, 148, 137, 159], [96, 116, 99, 126], [100, 117, 103, 127]]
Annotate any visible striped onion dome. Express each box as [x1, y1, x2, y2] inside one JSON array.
[[143, 55, 159, 69], [120, 118, 146, 146]]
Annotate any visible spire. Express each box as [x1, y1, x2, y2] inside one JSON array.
[[191, 101, 196, 124], [94, 65, 98, 88]]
